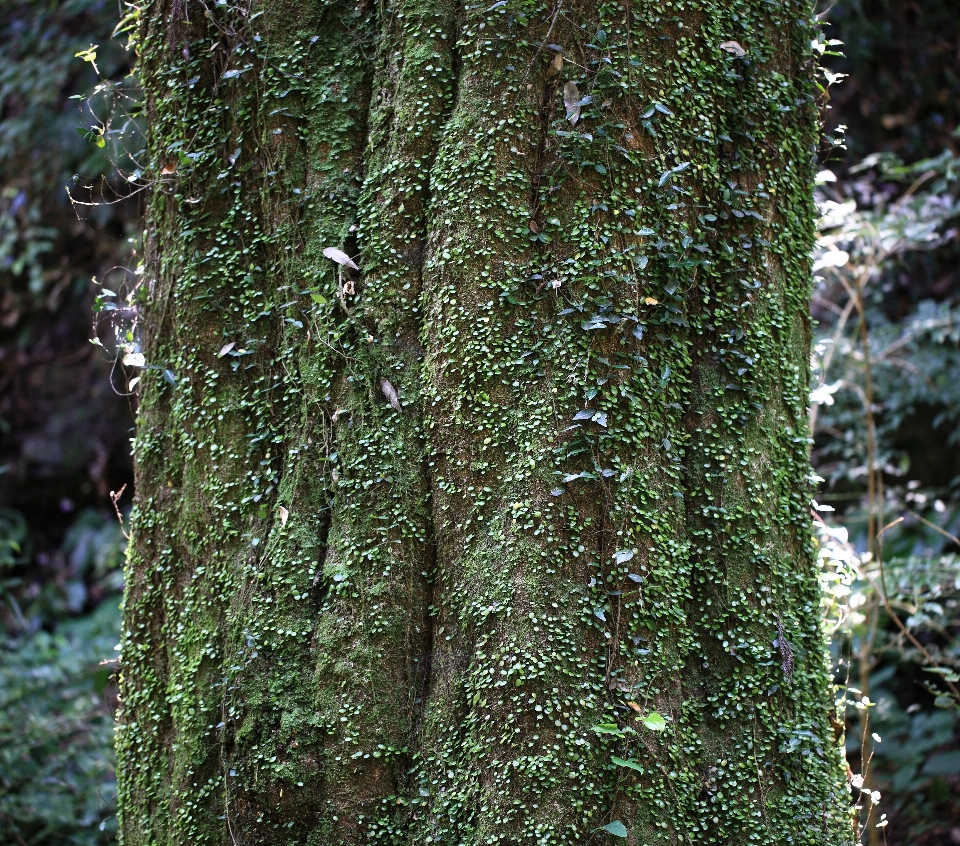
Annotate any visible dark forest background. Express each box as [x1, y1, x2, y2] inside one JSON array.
[[2, 1, 960, 843]]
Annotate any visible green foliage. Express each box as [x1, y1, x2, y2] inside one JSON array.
[[0, 508, 30, 571], [601, 820, 627, 837], [819, 518, 960, 838], [812, 150, 960, 533], [0, 599, 121, 846], [0, 0, 131, 301], [0, 45, 136, 846], [812, 145, 960, 840], [0, 0, 136, 601], [0, 504, 125, 845], [2, 508, 125, 633]]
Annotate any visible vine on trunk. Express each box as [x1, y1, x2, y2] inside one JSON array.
[[117, 0, 852, 843]]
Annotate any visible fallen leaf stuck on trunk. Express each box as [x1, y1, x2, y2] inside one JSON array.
[[720, 40, 746, 57], [322, 247, 359, 270], [381, 378, 402, 411], [563, 81, 581, 125]]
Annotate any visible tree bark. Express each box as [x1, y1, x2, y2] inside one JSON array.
[[116, 0, 851, 843]]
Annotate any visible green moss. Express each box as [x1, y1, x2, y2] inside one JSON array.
[[118, 0, 852, 843]]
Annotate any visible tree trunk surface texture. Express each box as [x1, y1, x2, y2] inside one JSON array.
[[117, 0, 850, 843]]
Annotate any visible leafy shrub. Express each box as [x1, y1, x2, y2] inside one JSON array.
[[0, 600, 120, 845], [813, 147, 960, 841]]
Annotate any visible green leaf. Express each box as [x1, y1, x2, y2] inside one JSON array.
[[642, 712, 666, 731], [924, 667, 960, 683], [592, 723, 624, 736], [603, 820, 627, 837], [923, 749, 960, 775], [75, 44, 98, 63], [611, 756, 643, 772], [310, 293, 327, 305]]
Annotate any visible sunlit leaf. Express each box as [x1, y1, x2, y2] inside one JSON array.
[[642, 711, 667, 731], [75, 44, 98, 63]]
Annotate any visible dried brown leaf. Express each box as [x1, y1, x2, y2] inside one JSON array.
[[720, 40, 746, 57], [546, 52, 563, 78]]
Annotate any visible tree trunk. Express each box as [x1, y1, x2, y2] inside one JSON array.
[[116, 0, 851, 843]]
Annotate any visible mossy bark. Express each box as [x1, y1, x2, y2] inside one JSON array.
[[117, 0, 852, 843]]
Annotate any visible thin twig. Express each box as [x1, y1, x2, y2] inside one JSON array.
[[865, 542, 960, 701], [905, 509, 960, 549], [520, 0, 564, 87], [110, 484, 130, 540], [888, 170, 937, 215]]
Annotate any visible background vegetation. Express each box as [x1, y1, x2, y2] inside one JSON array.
[[1, 0, 959, 843]]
